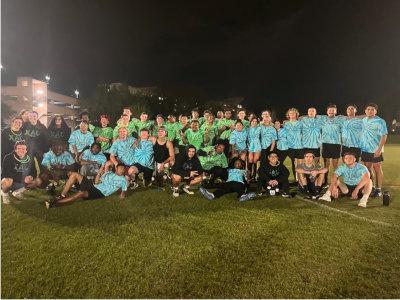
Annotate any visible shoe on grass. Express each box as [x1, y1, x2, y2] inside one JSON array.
[[239, 192, 256, 202], [2, 192, 11, 204], [182, 185, 194, 195], [45, 198, 57, 209], [282, 192, 291, 198], [319, 192, 332, 202], [130, 182, 139, 190], [172, 188, 180, 197], [358, 197, 368, 208], [199, 187, 215, 200], [371, 188, 382, 198], [12, 187, 26, 200]]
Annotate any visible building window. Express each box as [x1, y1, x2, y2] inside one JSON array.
[[21, 80, 28, 87]]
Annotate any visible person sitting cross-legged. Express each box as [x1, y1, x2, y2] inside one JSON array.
[[319, 152, 372, 207], [1, 141, 42, 203], [171, 145, 203, 197], [40, 141, 77, 191], [199, 158, 256, 202], [296, 151, 328, 199], [257, 152, 290, 197], [79, 142, 107, 179], [46, 163, 128, 208]]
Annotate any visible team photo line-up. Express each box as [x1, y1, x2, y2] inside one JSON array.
[[1, 102, 388, 209]]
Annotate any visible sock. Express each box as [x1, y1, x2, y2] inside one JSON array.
[[324, 190, 331, 197], [360, 194, 369, 202]]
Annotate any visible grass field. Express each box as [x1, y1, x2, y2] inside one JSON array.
[[2, 141, 400, 298]]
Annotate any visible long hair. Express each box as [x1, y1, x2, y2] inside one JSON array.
[[48, 115, 70, 131]]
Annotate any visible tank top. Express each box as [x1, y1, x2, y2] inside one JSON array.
[[153, 139, 170, 163]]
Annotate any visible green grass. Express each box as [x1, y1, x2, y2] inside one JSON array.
[[2, 145, 400, 298]]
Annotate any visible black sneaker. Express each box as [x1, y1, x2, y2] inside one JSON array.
[[282, 192, 291, 198], [371, 189, 382, 197], [45, 197, 58, 209], [56, 194, 66, 201]]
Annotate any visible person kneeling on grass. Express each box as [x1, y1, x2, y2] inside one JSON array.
[[296, 151, 328, 199], [257, 152, 290, 197], [199, 158, 256, 202], [171, 145, 203, 197], [319, 152, 372, 207], [46, 163, 128, 208], [198, 141, 228, 187], [1, 141, 41, 204]]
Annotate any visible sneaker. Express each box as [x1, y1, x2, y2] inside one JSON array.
[[282, 192, 291, 198], [2, 192, 11, 204], [358, 197, 368, 208], [45, 198, 57, 209], [182, 185, 194, 195], [256, 191, 264, 197], [199, 187, 215, 200], [319, 193, 332, 202], [12, 187, 26, 199], [130, 181, 139, 190], [56, 194, 67, 201], [172, 188, 180, 197], [239, 192, 256, 202], [143, 180, 152, 187], [371, 188, 382, 198]]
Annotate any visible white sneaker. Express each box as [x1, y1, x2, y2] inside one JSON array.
[[358, 197, 368, 208], [2, 192, 11, 204], [182, 185, 194, 195], [172, 188, 180, 197], [12, 187, 26, 199], [319, 192, 332, 202], [130, 182, 139, 190]]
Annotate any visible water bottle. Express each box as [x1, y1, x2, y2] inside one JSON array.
[[383, 191, 390, 206]]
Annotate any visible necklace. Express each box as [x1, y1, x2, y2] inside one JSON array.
[[14, 154, 31, 164]]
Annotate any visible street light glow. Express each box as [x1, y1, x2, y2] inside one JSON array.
[[74, 89, 80, 98], [45, 74, 51, 82]]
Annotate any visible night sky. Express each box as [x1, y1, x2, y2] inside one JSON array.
[[2, 0, 400, 117]]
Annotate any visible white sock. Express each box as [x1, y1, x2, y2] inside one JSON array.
[[360, 194, 369, 202], [324, 190, 331, 197]]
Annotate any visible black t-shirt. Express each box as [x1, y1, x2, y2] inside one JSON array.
[[258, 162, 289, 181], [49, 126, 71, 145], [1, 152, 36, 183], [22, 122, 49, 153], [172, 153, 203, 177], [1, 127, 24, 160]]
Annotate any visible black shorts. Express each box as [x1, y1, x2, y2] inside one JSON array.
[[361, 152, 384, 163], [342, 146, 361, 160], [322, 143, 341, 159], [346, 184, 364, 199], [304, 148, 321, 158], [288, 148, 304, 160], [78, 177, 104, 200]]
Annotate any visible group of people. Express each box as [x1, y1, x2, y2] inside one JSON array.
[[0, 102, 388, 209]]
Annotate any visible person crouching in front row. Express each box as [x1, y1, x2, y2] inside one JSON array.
[[257, 152, 290, 197]]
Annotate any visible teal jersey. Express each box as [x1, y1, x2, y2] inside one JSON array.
[[81, 149, 107, 166], [276, 127, 289, 151], [229, 129, 248, 151], [320, 115, 344, 145], [335, 163, 368, 186], [133, 140, 154, 169], [94, 171, 128, 197], [42, 150, 75, 168], [109, 137, 136, 166], [247, 126, 262, 152], [284, 120, 303, 149], [341, 117, 362, 148], [68, 130, 95, 153], [260, 124, 277, 149], [360, 116, 388, 153], [301, 117, 322, 149], [227, 168, 247, 184]]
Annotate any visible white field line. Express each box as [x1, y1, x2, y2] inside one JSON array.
[[296, 196, 399, 228]]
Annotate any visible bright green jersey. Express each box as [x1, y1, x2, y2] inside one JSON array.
[[200, 122, 218, 147], [92, 126, 113, 152], [185, 129, 204, 150], [238, 119, 250, 128], [176, 123, 190, 146], [199, 146, 228, 170], [218, 118, 235, 140], [113, 121, 136, 138], [152, 123, 165, 137], [165, 122, 179, 141], [133, 118, 153, 133]]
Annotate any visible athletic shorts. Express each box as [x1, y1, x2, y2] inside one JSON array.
[[304, 148, 321, 158], [78, 177, 104, 200], [361, 152, 384, 163], [342, 146, 361, 160], [288, 148, 304, 160], [346, 184, 364, 199], [322, 143, 341, 159]]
